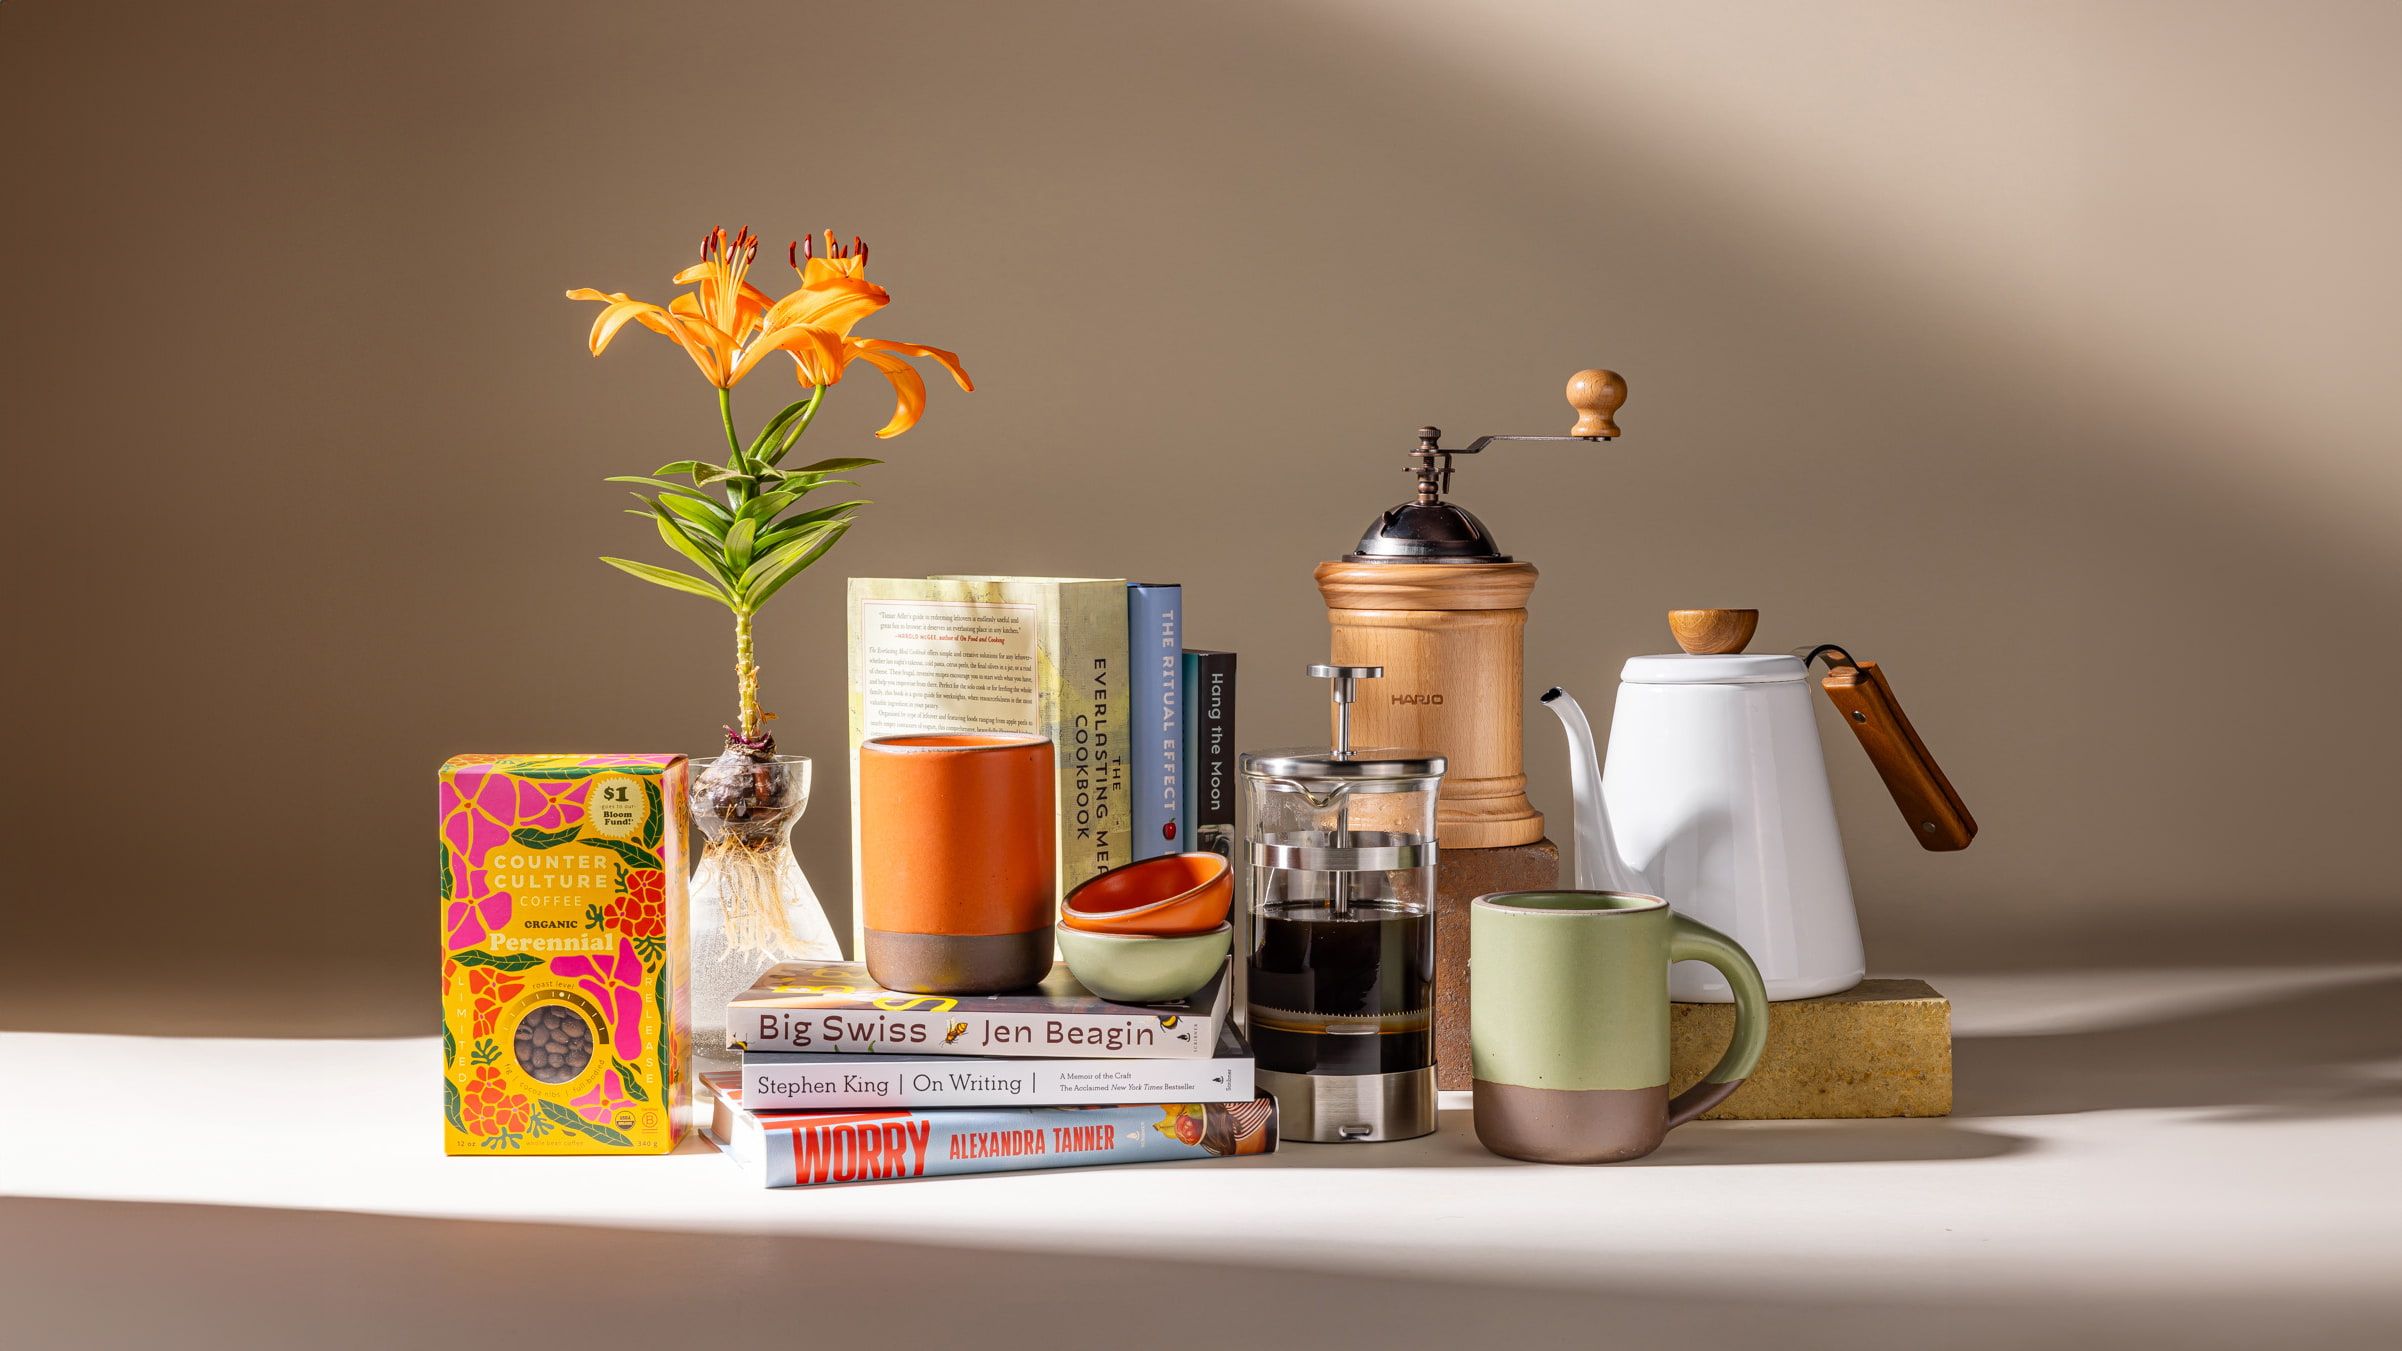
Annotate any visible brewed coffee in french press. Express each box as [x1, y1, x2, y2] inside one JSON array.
[[1241, 665, 1445, 1142]]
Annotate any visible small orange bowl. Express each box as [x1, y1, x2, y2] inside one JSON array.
[[1062, 852, 1233, 936]]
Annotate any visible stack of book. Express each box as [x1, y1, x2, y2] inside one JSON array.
[[702, 958, 1275, 1187], [845, 576, 1237, 946]]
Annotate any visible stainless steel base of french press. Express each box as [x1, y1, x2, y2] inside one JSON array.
[[1258, 1067, 1437, 1143]]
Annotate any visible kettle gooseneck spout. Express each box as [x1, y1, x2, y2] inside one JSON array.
[[1540, 687, 1651, 896]]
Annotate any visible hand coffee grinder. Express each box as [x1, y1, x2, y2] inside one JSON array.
[[1313, 368, 1628, 1089], [1242, 665, 1446, 1142]]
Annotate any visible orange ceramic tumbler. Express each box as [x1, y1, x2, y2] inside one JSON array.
[[858, 733, 1057, 994]]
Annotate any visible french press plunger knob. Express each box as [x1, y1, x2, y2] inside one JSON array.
[[1306, 663, 1383, 757]]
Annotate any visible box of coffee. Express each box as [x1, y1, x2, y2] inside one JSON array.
[[439, 754, 691, 1155]]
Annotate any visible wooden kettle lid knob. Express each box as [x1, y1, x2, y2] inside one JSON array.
[[1668, 608, 1758, 655], [1566, 369, 1627, 438]]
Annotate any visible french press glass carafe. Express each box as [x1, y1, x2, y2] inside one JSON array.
[[1241, 665, 1444, 1142]]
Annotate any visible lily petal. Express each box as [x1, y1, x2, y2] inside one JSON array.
[[587, 298, 670, 356], [645, 308, 735, 387], [733, 322, 850, 386], [853, 348, 928, 438], [761, 275, 889, 338], [735, 324, 859, 387], [799, 255, 868, 287], [851, 337, 974, 392]]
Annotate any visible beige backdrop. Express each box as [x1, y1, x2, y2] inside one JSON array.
[[5, 0, 2396, 1030]]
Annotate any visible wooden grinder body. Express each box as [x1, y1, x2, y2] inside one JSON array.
[[1313, 560, 1544, 850]]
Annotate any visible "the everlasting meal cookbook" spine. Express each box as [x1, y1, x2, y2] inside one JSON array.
[[703, 1080, 1278, 1188]]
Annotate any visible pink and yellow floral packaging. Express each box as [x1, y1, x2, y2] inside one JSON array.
[[439, 755, 690, 1155]]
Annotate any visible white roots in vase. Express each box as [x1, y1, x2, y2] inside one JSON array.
[[690, 835, 841, 1060]]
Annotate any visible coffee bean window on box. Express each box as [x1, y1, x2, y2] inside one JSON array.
[[439, 754, 692, 1155]]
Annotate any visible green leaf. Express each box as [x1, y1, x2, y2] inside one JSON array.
[[540, 1099, 634, 1148], [745, 518, 853, 608], [450, 949, 542, 972], [696, 466, 751, 486], [645, 490, 732, 529], [736, 488, 806, 523], [790, 456, 881, 473], [470, 1038, 502, 1066], [722, 517, 757, 570], [746, 397, 814, 460], [444, 1078, 465, 1132], [640, 778, 663, 849], [443, 1024, 456, 1067], [763, 388, 828, 465], [640, 495, 723, 547], [739, 521, 839, 588], [438, 841, 453, 901], [649, 508, 735, 585], [585, 836, 662, 872], [509, 824, 580, 850], [505, 766, 607, 780], [651, 459, 717, 480], [759, 501, 868, 543], [600, 557, 733, 608], [611, 1058, 651, 1103], [607, 477, 731, 518]]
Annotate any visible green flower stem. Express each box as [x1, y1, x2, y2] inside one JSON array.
[[717, 386, 750, 510], [734, 607, 761, 742], [773, 384, 826, 464], [717, 386, 743, 458]]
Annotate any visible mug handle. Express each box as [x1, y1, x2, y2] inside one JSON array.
[[1664, 915, 1770, 1128]]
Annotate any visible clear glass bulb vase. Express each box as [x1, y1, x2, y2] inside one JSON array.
[[687, 751, 841, 1064]]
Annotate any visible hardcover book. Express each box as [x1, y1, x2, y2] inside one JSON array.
[[702, 1078, 1277, 1188], [1127, 582, 1184, 859], [1181, 650, 1236, 860], [847, 576, 1130, 954], [739, 1026, 1254, 1109], [727, 958, 1232, 1059]]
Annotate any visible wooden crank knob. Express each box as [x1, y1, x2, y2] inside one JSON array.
[[1565, 368, 1627, 438], [1668, 608, 1758, 655]]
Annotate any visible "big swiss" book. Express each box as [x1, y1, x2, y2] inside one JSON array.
[[726, 958, 1233, 1059]]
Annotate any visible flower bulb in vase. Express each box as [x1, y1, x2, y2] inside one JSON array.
[[687, 747, 839, 1063]]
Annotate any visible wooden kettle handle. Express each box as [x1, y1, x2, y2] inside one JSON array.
[[1816, 658, 1977, 851]]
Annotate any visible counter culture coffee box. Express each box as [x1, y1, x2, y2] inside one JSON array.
[[439, 754, 691, 1155]]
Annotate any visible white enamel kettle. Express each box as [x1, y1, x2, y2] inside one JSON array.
[[1542, 608, 1975, 1002]]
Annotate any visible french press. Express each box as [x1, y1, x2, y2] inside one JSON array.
[[1241, 665, 1445, 1142]]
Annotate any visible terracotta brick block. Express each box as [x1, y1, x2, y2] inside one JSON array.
[[1434, 839, 1561, 1090]]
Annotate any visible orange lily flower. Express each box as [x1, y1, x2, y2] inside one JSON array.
[[566, 227, 972, 437]]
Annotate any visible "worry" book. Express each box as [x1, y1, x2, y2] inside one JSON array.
[[702, 1076, 1276, 1188]]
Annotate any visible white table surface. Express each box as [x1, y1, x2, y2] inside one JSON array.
[[5, 964, 2397, 1349]]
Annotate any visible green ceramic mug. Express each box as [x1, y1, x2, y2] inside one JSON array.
[[1471, 890, 1769, 1163]]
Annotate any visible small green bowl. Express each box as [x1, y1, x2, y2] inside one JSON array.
[[1058, 922, 1232, 1004]]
